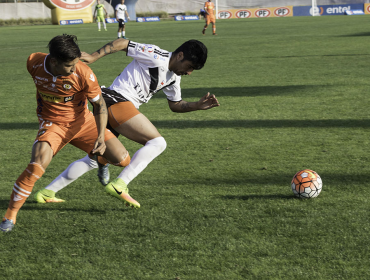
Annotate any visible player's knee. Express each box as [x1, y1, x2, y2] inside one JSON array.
[[146, 136, 167, 153], [112, 152, 131, 167]]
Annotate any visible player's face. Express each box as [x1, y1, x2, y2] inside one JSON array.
[[51, 57, 80, 76], [173, 59, 195, 76], [171, 52, 196, 76]]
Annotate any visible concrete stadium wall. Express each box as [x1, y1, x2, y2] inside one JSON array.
[[1, 0, 370, 20]]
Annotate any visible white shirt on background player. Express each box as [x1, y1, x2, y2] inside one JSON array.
[[115, 4, 128, 20], [108, 41, 182, 109]]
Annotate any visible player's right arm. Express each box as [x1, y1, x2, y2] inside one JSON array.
[[81, 39, 129, 64], [90, 94, 108, 155]]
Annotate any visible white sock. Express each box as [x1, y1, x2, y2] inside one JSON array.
[[118, 137, 166, 185], [117, 32, 121, 38], [122, 31, 125, 37], [45, 155, 98, 193], [103, 22, 106, 29], [98, 22, 101, 30]]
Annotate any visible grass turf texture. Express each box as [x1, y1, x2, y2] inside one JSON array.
[[1, 16, 370, 279]]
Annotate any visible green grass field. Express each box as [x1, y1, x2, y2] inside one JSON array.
[[1, 15, 370, 279]]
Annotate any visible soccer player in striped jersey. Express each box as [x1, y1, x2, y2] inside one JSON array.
[[0, 35, 131, 232], [35, 38, 220, 208], [115, 0, 130, 39]]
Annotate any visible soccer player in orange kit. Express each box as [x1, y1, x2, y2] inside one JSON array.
[[0, 34, 132, 232], [202, 0, 217, 35]]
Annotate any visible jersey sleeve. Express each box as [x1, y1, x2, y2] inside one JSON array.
[[127, 41, 165, 68], [163, 76, 182, 102], [115, 4, 119, 11], [79, 64, 102, 102]]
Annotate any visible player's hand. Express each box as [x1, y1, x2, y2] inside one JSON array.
[[197, 92, 220, 110], [80, 51, 99, 65], [92, 138, 106, 156]]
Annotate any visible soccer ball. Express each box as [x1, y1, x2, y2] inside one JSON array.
[[291, 169, 322, 198]]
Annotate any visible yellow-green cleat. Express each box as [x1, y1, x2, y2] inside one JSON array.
[[105, 178, 140, 208], [34, 189, 65, 203]]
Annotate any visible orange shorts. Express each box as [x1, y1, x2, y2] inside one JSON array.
[[206, 16, 215, 25], [35, 111, 116, 156], [108, 101, 140, 129]]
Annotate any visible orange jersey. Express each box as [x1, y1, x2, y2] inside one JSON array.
[[27, 53, 101, 123], [204, 1, 215, 17]]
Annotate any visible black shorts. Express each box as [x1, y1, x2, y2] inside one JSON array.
[[118, 19, 125, 28]]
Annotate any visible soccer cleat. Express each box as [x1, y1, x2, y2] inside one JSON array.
[[105, 29, 107, 31], [105, 178, 140, 208], [34, 189, 65, 203], [0, 218, 15, 232], [202, 30, 205, 35], [98, 29, 101, 31], [97, 159, 110, 186]]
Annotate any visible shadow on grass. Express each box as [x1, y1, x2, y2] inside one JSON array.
[[222, 194, 294, 200], [1, 119, 370, 130], [337, 32, 370, 37], [0, 200, 129, 213]]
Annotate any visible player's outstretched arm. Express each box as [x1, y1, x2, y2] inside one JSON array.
[[91, 95, 108, 155], [168, 92, 220, 113], [80, 39, 130, 64]]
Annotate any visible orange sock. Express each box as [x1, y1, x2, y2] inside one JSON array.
[[4, 162, 45, 223]]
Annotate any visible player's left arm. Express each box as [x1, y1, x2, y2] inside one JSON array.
[[125, 10, 130, 21], [81, 38, 129, 64], [168, 92, 219, 113], [90, 95, 108, 155]]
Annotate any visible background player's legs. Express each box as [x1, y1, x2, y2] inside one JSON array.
[[202, 23, 208, 34], [212, 21, 217, 35], [3, 141, 53, 224], [203, 17, 210, 34]]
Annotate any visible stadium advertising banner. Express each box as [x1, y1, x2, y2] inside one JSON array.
[[43, 0, 94, 25], [106, 18, 118, 23], [136, 16, 160, 22], [218, 6, 293, 19], [364, 4, 370, 14], [293, 3, 364, 16], [174, 15, 199, 21]]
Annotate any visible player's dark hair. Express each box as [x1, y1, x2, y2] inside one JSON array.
[[173, 40, 207, 70], [48, 34, 81, 62]]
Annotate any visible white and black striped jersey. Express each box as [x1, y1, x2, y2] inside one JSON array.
[[115, 4, 128, 20], [107, 41, 182, 109]]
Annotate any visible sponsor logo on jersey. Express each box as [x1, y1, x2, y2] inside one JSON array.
[[63, 84, 72, 90], [147, 46, 154, 53], [218, 10, 232, 19], [255, 9, 271, 17], [138, 45, 146, 52], [38, 91, 74, 103], [89, 73, 95, 82], [64, 94, 75, 102], [274, 7, 291, 17], [36, 76, 48, 82], [235, 10, 252, 18], [154, 54, 159, 59], [33, 63, 43, 69]]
